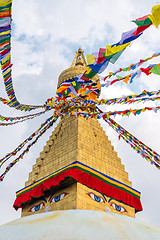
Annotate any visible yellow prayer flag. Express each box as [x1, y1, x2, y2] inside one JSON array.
[[0, 30, 10, 36], [0, 0, 12, 6], [1, 53, 11, 64], [87, 54, 96, 65], [105, 42, 130, 56], [149, 4, 160, 28], [106, 113, 110, 119], [85, 67, 92, 74], [72, 81, 76, 87], [56, 85, 68, 93], [2, 67, 10, 76]]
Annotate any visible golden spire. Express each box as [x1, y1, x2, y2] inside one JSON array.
[[70, 48, 87, 67], [57, 48, 88, 88]]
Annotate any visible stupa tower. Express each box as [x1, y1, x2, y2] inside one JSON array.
[[13, 49, 142, 219]]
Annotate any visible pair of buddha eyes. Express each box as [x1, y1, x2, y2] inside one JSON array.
[[29, 193, 67, 212], [88, 193, 127, 213], [29, 192, 126, 213]]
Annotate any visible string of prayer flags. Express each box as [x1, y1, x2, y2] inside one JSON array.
[[0, 0, 30, 111], [0, 113, 57, 168], [59, 105, 160, 119], [95, 90, 160, 106], [65, 76, 159, 103], [0, 1, 46, 112], [96, 107, 160, 169], [0, 109, 49, 124], [77, 86, 160, 106], [101, 106, 160, 118], [0, 118, 35, 126], [45, 89, 160, 110], [86, 4, 160, 77], [0, 96, 45, 111], [64, 4, 160, 99], [106, 117, 160, 169], [0, 1, 17, 104], [56, 4, 160, 102], [102, 63, 160, 87], [0, 116, 58, 181], [104, 52, 160, 79]]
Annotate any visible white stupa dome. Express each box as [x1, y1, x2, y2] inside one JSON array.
[[0, 210, 160, 240]]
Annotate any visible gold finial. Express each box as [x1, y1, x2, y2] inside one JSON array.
[[78, 48, 83, 54], [70, 48, 87, 68]]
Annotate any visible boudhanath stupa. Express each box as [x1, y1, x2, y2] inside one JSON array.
[[0, 49, 160, 240]]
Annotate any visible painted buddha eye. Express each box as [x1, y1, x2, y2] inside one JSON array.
[[88, 193, 105, 203], [110, 203, 127, 213], [29, 202, 45, 212], [50, 193, 68, 203]]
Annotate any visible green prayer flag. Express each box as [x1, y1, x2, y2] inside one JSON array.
[[102, 49, 125, 64], [132, 18, 152, 27], [149, 65, 160, 75], [84, 70, 97, 79], [121, 67, 129, 71], [116, 75, 123, 80]]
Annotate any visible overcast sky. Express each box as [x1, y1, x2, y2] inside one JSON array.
[[0, 0, 160, 227]]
